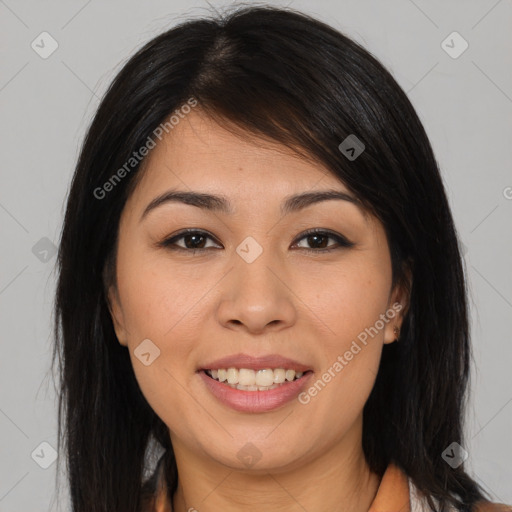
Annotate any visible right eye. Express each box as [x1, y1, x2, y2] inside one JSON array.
[[159, 229, 222, 253]]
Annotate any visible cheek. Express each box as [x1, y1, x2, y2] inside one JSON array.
[[114, 250, 206, 431], [116, 244, 206, 341], [113, 242, 203, 392], [297, 257, 392, 344], [294, 259, 391, 408]]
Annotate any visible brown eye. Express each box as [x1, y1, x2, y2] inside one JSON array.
[[160, 230, 222, 252], [179, 233, 208, 249], [293, 229, 354, 252]]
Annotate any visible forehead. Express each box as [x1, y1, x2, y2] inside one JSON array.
[[134, 109, 347, 196]]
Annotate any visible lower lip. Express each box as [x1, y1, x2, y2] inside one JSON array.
[[199, 370, 313, 413]]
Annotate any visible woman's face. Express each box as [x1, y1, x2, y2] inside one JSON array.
[[108, 109, 406, 473]]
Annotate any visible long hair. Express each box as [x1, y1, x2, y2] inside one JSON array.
[[52, 5, 489, 511]]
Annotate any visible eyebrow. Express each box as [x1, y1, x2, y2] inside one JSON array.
[[140, 188, 366, 222]]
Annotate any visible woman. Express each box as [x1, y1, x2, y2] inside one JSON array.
[[52, 5, 510, 512]]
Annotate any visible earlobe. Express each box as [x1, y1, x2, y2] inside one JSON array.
[[383, 316, 402, 345], [107, 285, 128, 346]]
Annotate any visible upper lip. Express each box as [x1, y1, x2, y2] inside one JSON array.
[[199, 353, 312, 372]]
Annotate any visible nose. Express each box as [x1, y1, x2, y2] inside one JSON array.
[[215, 248, 297, 335]]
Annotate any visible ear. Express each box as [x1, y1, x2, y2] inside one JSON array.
[[383, 265, 412, 345], [107, 285, 129, 347]]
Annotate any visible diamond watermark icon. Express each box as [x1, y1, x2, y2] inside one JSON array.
[[236, 236, 263, 264], [31, 441, 58, 469], [442, 442, 468, 468], [441, 31, 468, 59], [134, 338, 161, 366], [31, 31, 59, 59], [338, 134, 365, 161], [237, 442, 262, 468], [32, 237, 57, 263]]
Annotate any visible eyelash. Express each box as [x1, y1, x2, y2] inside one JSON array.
[[158, 228, 354, 254]]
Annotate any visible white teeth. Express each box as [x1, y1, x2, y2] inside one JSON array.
[[226, 368, 238, 384], [255, 369, 275, 387], [273, 368, 286, 383], [205, 367, 307, 390], [238, 368, 256, 386]]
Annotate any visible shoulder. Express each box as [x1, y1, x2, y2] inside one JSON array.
[[473, 501, 512, 512]]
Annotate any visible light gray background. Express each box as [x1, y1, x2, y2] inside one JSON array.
[[0, 1, 511, 510]]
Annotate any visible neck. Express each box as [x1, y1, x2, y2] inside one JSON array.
[[169, 415, 381, 512]]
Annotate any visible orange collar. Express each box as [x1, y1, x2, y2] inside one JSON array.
[[368, 463, 411, 512], [154, 462, 410, 512]]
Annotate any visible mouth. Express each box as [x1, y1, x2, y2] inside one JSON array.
[[197, 355, 314, 412], [202, 367, 312, 392], [197, 353, 314, 412]]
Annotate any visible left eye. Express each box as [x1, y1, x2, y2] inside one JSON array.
[[159, 229, 354, 253], [293, 230, 354, 251]]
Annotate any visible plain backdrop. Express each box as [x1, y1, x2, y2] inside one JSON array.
[[0, 1, 511, 510]]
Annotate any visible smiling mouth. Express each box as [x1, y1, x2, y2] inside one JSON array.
[[203, 368, 312, 391]]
